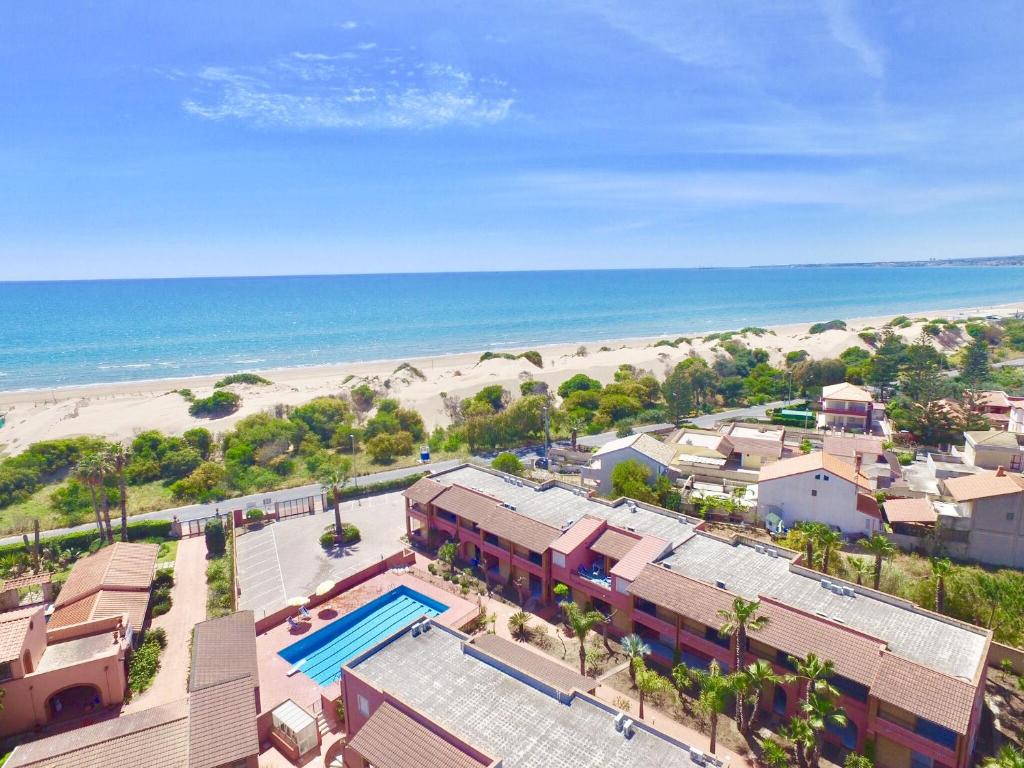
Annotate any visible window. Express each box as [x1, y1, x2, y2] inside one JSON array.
[[915, 719, 957, 750], [357, 694, 370, 717], [811, 490, 817, 497], [832, 674, 868, 703], [0, 662, 11, 682], [910, 751, 934, 768], [552, 552, 566, 568], [1008, 511, 1016, 521], [815, 474, 821, 480], [823, 475, 830, 481]]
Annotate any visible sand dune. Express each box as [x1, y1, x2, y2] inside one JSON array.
[[1, 302, 1020, 455]]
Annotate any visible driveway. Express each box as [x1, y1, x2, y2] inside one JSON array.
[[235, 492, 408, 620]]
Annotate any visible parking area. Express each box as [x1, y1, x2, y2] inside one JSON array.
[[235, 492, 408, 620]]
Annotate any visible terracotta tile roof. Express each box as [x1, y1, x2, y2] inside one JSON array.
[[856, 493, 882, 519], [5, 699, 190, 768], [594, 433, 678, 467], [884, 497, 938, 524], [347, 701, 488, 768], [758, 451, 872, 489], [0, 606, 41, 662], [979, 390, 1011, 409], [590, 528, 639, 561], [433, 484, 561, 553], [0, 572, 52, 592], [823, 434, 884, 459], [724, 433, 783, 459], [469, 633, 596, 694], [46, 593, 99, 630], [610, 535, 670, 581], [189, 610, 258, 693], [628, 564, 735, 630], [821, 382, 873, 402], [944, 470, 1024, 501], [871, 653, 977, 734], [55, 542, 158, 608], [550, 516, 604, 555], [403, 477, 448, 506], [49, 589, 150, 632], [187, 675, 259, 768]]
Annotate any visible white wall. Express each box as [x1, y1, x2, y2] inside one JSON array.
[[757, 470, 879, 536]]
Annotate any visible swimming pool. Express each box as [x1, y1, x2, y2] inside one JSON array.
[[278, 585, 447, 686]]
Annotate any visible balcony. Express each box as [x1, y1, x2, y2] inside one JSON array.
[[821, 403, 870, 417], [633, 607, 675, 637], [873, 715, 958, 767], [511, 552, 544, 577]]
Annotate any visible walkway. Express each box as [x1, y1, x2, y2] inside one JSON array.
[[122, 536, 209, 712]]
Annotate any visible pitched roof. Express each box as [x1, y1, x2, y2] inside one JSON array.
[[609, 535, 670, 581], [189, 610, 258, 693], [0, 572, 52, 592], [49, 589, 151, 632], [978, 390, 1011, 409], [403, 476, 448, 506], [347, 701, 488, 768], [590, 528, 639, 561], [187, 675, 259, 768], [629, 564, 735, 630], [433, 484, 562, 553], [821, 382, 873, 402], [870, 653, 977, 734], [469, 633, 595, 694], [856, 493, 882, 519], [672, 429, 732, 459], [944, 470, 1024, 501], [594, 432, 677, 466], [722, 426, 784, 459], [758, 451, 872, 489], [0, 606, 41, 662], [884, 497, 938, 525], [823, 434, 885, 459], [5, 700, 190, 768], [965, 429, 1021, 449], [55, 542, 158, 608], [549, 516, 604, 555]]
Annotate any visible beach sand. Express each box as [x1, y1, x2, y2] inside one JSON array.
[[1, 301, 1021, 455]]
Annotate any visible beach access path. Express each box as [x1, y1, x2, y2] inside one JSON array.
[[0, 459, 461, 546]]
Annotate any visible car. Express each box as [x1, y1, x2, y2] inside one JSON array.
[[534, 457, 549, 470]]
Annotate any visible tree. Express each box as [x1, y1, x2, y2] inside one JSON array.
[[814, 527, 843, 574], [858, 534, 895, 590], [984, 746, 1024, 768], [735, 659, 790, 734], [846, 556, 873, 586], [845, 754, 874, 768], [758, 737, 791, 768], [686, 660, 732, 755], [789, 653, 838, 704], [491, 452, 524, 475], [633, 660, 672, 719], [204, 518, 226, 557], [508, 610, 531, 641], [557, 373, 602, 399], [783, 715, 817, 768], [868, 330, 905, 399], [318, 458, 352, 537], [74, 453, 107, 542], [437, 541, 457, 576], [958, 389, 992, 432], [662, 365, 695, 423], [961, 337, 990, 387], [609, 459, 657, 503], [931, 557, 953, 614], [105, 442, 132, 541], [620, 633, 651, 686], [562, 601, 605, 676], [564, 414, 585, 451], [717, 596, 768, 725], [802, 691, 848, 768]]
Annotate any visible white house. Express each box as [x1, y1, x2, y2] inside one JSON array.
[[582, 433, 677, 494], [757, 451, 882, 536], [818, 382, 874, 432]]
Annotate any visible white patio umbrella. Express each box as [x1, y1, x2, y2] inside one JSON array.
[[286, 596, 308, 607], [314, 580, 336, 597]]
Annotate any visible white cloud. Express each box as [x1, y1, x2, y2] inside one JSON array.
[[356, 42, 377, 51], [182, 54, 513, 129], [819, 0, 884, 78], [337, 20, 358, 30]]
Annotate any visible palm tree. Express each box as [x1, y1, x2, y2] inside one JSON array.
[[75, 454, 106, 541], [508, 610, 531, 641], [815, 527, 843, 574], [566, 415, 585, 451], [633, 659, 672, 720], [317, 459, 352, 537], [789, 653, 838, 704], [757, 737, 791, 768], [717, 596, 768, 723], [92, 450, 115, 543], [858, 533, 895, 590], [562, 601, 606, 676], [984, 745, 1024, 768], [931, 557, 953, 614], [105, 443, 132, 541], [688, 660, 733, 755], [845, 555, 873, 586], [802, 691, 848, 768], [782, 716, 816, 768], [620, 633, 651, 686], [735, 659, 791, 734]]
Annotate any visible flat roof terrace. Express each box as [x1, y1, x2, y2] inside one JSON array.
[[433, 465, 696, 544], [348, 623, 719, 768], [659, 534, 988, 680]]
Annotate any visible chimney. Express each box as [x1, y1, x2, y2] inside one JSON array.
[[996, 466, 1006, 477]]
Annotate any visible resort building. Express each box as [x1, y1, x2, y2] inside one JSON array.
[[5, 610, 260, 768], [718, 423, 785, 469], [48, 541, 159, 635], [958, 429, 1024, 471], [341, 620, 721, 768], [756, 452, 883, 536], [581, 432, 678, 494], [818, 382, 875, 432], [943, 468, 1024, 568], [405, 464, 990, 768]]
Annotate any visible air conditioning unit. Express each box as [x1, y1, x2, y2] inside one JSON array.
[[622, 718, 635, 738], [766, 549, 777, 558], [842, 586, 855, 597], [421, 621, 432, 633], [412, 623, 423, 637], [614, 712, 626, 732], [715, 580, 726, 589], [690, 747, 706, 765], [754, 544, 765, 554], [820, 579, 832, 589]]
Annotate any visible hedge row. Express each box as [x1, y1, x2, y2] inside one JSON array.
[[0, 519, 173, 559], [335, 472, 427, 501]]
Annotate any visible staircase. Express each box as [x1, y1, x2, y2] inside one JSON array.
[[316, 711, 331, 738]]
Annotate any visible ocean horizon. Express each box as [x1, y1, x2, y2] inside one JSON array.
[[2, 265, 1024, 391]]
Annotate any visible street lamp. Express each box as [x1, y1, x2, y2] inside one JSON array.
[[350, 434, 358, 500]]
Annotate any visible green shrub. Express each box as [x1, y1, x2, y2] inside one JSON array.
[[340, 523, 361, 544], [319, 531, 336, 549], [206, 550, 234, 619], [365, 431, 414, 463], [491, 452, 524, 475], [858, 331, 879, 346], [392, 362, 426, 380], [128, 634, 163, 695], [808, 319, 847, 334], [176, 388, 194, 401], [887, 315, 912, 328], [148, 626, 168, 649], [189, 391, 241, 418], [152, 570, 175, 590], [204, 519, 227, 557], [214, 372, 271, 388], [519, 350, 543, 368]]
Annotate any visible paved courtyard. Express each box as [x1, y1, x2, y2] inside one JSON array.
[[235, 492, 408, 619]]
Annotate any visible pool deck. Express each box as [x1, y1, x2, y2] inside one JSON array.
[[255, 571, 479, 714]]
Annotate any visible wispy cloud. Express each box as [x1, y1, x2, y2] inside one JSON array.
[[356, 42, 377, 51], [337, 20, 358, 30], [182, 51, 513, 129], [819, 0, 884, 78]]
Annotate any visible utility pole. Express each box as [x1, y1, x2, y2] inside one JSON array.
[[542, 404, 551, 466], [350, 433, 359, 505]]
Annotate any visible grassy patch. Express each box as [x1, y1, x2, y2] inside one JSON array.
[[206, 535, 235, 619]]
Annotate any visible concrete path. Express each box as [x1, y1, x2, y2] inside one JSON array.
[[122, 536, 209, 712]]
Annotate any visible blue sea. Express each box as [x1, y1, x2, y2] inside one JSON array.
[[2, 267, 1023, 391]]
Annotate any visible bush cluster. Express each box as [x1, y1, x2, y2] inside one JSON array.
[[188, 390, 241, 418], [128, 632, 164, 695], [214, 372, 271, 388]]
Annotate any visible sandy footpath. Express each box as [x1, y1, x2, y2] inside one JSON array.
[[1, 301, 1021, 455]]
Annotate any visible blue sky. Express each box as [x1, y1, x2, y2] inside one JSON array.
[[2, 1, 1023, 279]]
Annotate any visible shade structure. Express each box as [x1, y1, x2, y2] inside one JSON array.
[[314, 580, 335, 597], [287, 596, 308, 607]]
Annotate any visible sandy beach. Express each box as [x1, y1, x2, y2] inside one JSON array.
[[1, 301, 1021, 455]]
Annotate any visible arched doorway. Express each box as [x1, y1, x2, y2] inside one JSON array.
[[772, 684, 788, 716], [47, 685, 102, 723], [21, 648, 32, 675]]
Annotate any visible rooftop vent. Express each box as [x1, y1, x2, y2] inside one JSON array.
[[663, 562, 673, 569], [830, 584, 844, 595], [715, 580, 727, 589], [820, 579, 832, 589], [614, 712, 626, 732], [815, 610, 828, 618], [842, 586, 855, 597], [622, 718, 635, 738], [690, 748, 707, 765], [766, 549, 777, 558], [754, 544, 766, 554]]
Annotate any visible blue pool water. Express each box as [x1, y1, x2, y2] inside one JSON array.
[[278, 585, 447, 686]]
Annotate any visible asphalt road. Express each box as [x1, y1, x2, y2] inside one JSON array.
[[689, 399, 798, 428], [1, 459, 462, 546]]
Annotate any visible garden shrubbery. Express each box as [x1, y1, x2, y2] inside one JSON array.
[[188, 390, 241, 418], [128, 631, 165, 695]]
